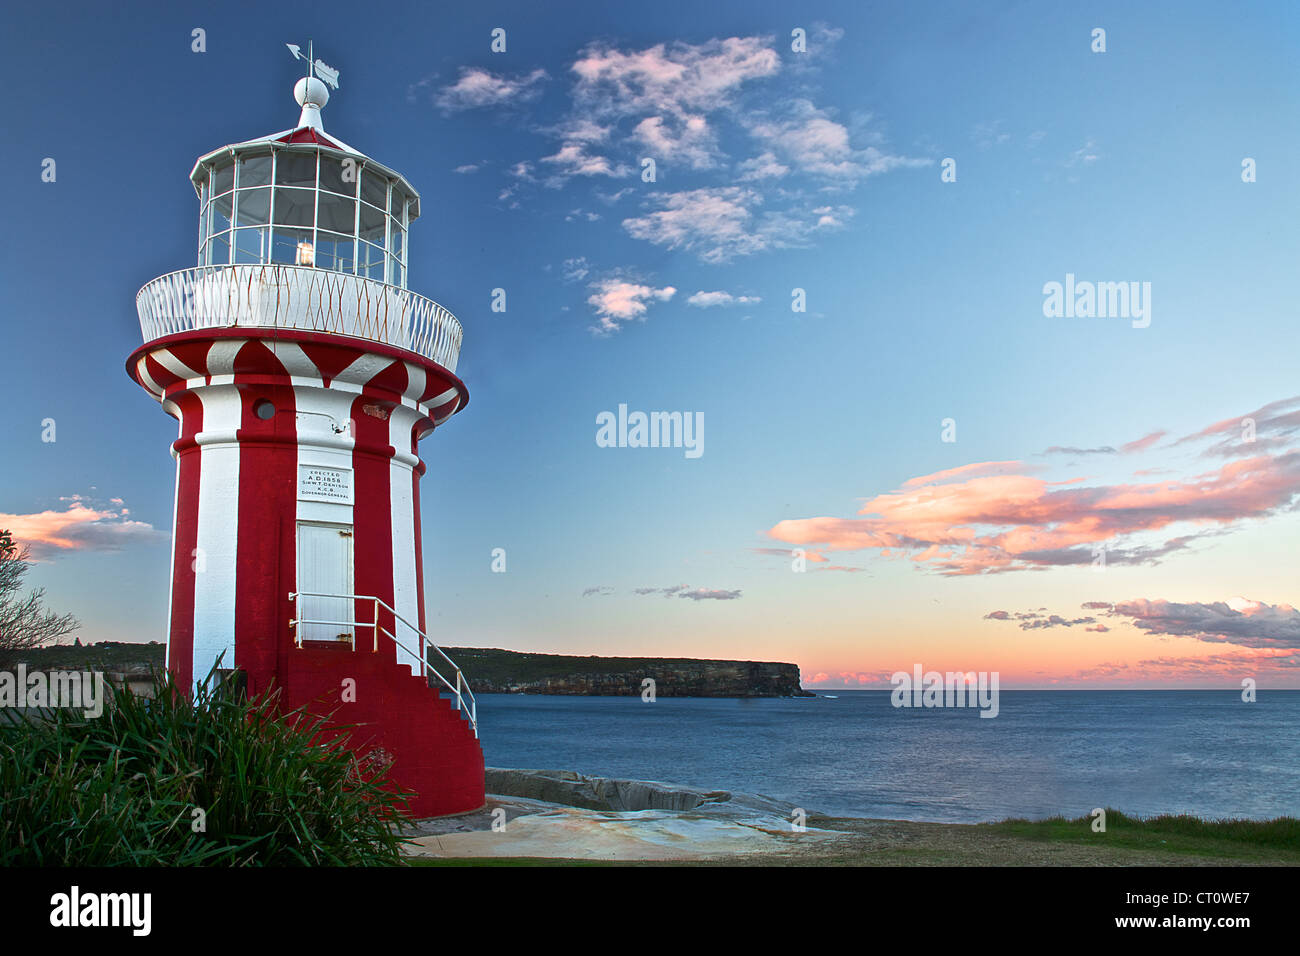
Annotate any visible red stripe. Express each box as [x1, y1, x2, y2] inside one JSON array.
[[167, 391, 204, 691], [232, 342, 298, 696], [351, 364, 407, 659]]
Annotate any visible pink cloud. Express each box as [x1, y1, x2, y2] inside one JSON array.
[[767, 450, 1300, 575], [1120, 430, 1167, 454], [1, 497, 162, 559]]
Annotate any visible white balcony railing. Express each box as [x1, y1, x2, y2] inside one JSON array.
[[136, 264, 463, 373]]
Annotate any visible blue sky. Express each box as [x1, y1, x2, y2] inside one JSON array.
[[2, 0, 1298, 687]]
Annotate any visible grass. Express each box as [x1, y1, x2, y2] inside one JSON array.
[[401, 810, 1300, 867], [0, 662, 413, 866], [982, 809, 1300, 862]]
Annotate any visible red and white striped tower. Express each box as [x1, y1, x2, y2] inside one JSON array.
[[127, 64, 484, 816]]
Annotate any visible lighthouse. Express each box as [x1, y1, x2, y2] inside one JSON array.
[[127, 55, 485, 816]]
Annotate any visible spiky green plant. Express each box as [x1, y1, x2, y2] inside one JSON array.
[[0, 663, 413, 865]]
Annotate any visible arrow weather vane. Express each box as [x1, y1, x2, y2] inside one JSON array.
[[286, 40, 341, 90]]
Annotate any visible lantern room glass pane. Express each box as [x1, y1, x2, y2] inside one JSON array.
[[206, 231, 231, 266], [390, 223, 404, 261], [319, 156, 356, 196], [276, 152, 318, 189], [316, 231, 356, 273], [235, 187, 271, 227], [212, 193, 234, 233], [233, 226, 270, 264], [387, 256, 405, 287], [211, 161, 234, 196], [358, 202, 385, 244], [273, 187, 315, 227], [271, 226, 314, 265], [358, 242, 385, 280], [238, 152, 272, 188], [317, 195, 357, 234], [360, 170, 387, 208]]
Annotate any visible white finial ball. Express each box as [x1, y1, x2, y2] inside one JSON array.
[[294, 76, 330, 109]]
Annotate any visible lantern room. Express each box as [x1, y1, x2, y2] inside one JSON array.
[[190, 78, 419, 289]]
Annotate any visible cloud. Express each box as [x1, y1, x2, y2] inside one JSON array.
[[1, 497, 163, 559], [743, 99, 931, 183], [1173, 396, 1300, 458], [541, 142, 629, 179], [766, 425, 1300, 575], [1043, 430, 1168, 457], [633, 114, 718, 170], [435, 67, 548, 112], [1018, 615, 1096, 630], [972, 120, 1011, 150], [678, 587, 742, 601], [586, 278, 676, 334], [453, 163, 480, 174], [686, 290, 761, 308], [736, 151, 789, 181], [632, 585, 742, 601], [985, 608, 1098, 629], [622, 187, 852, 263], [541, 36, 782, 177], [1109, 598, 1300, 649], [1066, 139, 1100, 167], [571, 36, 780, 120], [561, 256, 590, 281], [1043, 445, 1117, 456], [581, 586, 613, 597], [1120, 430, 1167, 454]]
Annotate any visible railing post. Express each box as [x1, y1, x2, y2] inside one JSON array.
[[456, 670, 463, 712], [373, 597, 379, 652]]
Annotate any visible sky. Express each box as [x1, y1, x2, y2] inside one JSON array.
[[1, 0, 1298, 688]]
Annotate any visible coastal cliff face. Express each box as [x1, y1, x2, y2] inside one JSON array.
[[439, 648, 812, 698]]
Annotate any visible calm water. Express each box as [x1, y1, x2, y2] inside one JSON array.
[[474, 690, 1300, 823]]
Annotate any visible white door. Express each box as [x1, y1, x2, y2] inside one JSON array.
[[297, 522, 354, 643]]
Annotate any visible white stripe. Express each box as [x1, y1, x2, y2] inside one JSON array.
[[334, 353, 394, 388], [153, 348, 203, 382], [190, 385, 242, 692], [205, 340, 246, 377], [136, 356, 165, 398]]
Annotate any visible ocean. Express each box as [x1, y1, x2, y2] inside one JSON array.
[[473, 690, 1300, 822]]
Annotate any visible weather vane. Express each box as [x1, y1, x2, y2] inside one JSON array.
[[286, 40, 340, 90]]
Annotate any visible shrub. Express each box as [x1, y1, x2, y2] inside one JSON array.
[[0, 664, 412, 865]]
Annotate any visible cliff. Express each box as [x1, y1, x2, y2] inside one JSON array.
[[438, 647, 812, 698]]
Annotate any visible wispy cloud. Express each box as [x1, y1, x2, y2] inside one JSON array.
[[633, 585, 742, 601], [434, 67, 548, 112], [622, 186, 852, 263], [686, 290, 761, 308]]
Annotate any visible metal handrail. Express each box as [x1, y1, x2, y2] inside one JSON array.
[[136, 264, 463, 372], [288, 590, 477, 736]]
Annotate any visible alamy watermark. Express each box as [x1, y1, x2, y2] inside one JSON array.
[[1042, 273, 1151, 328], [0, 665, 107, 718], [890, 665, 1000, 718], [596, 404, 703, 459]]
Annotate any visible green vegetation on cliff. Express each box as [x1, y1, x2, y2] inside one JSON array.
[[441, 647, 811, 697]]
